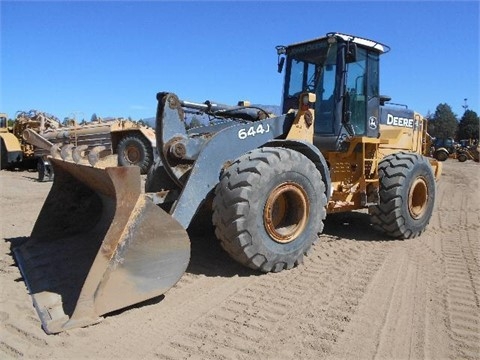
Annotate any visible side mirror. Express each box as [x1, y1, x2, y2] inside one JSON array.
[[276, 45, 286, 73], [380, 95, 392, 106], [345, 43, 357, 63], [277, 56, 285, 73]]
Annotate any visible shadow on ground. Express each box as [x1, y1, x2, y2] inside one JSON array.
[[322, 211, 387, 242]]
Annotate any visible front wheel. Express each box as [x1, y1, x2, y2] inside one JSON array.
[[117, 134, 153, 174], [457, 153, 468, 162], [212, 147, 327, 273], [434, 149, 449, 161], [369, 152, 436, 239]]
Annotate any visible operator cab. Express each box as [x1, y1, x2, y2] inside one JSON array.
[[0, 114, 7, 130], [277, 32, 390, 151]]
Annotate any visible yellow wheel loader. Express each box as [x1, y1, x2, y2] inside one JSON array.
[[0, 113, 24, 169], [13, 32, 441, 334], [0, 110, 62, 172]]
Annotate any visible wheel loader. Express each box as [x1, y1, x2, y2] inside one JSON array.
[[1, 110, 62, 173], [0, 112, 23, 168], [13, 32, 442, 334], [0, 111, 61, 170], [432, 137, 457, 161]]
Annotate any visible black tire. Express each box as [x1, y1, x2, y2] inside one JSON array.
[[0, 139, 7, 170], [212, 147, 327, 273], [117, 134, 153, 174], [434, 149, 448, 161], [37, 159, 54, 182], [369, 152, 436, 239], [37, 159, 45, 181], [457, 153, 468, 162]]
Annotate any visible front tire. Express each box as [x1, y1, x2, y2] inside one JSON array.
[[212, 147, 327, 273], [117, 134, 153, 174], [434, 149, 448, 161], [369, 152, 436, 239], [457, 153, 468, 162]]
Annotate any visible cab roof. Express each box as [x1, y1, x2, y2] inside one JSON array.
[[285, 32, 390, 54]]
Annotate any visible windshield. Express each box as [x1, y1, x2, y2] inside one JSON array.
[[286, 41, 336, 97], [282, 40, 337, 117], [0, 116, 7, 129]]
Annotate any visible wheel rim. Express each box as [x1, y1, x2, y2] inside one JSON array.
[[408, 177, 428, 219], [124, 145, 140, 164], [264, 182, 309, 244]]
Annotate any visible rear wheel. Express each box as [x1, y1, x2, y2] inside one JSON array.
[[37, 159, 45, 181], [212, 147, 327, 273], [369, 152, 436, 239], [0, 139, 7, 170], [37, 159, 54, 182], [117, 134, 153, 174]]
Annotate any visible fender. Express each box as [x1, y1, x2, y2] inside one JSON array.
[[0, 132, 22, 152], [0, 132, 23, 164], [168, 113, 295, 228], [265, 139, 331, 201]]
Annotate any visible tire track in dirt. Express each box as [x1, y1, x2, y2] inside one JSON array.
[[0, 284, 52, 359], [326, 232, 452, 360], [152, 235, 392, 360], [0, 174, 69, 360], [328, 161, 479, 360], [427, 160, 479, 360], [438, 179, 480, 359]]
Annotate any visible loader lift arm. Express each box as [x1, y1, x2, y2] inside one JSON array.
[[150, 92, 331, 228]]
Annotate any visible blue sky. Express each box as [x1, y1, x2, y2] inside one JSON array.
[[1, 1, 479, 122]]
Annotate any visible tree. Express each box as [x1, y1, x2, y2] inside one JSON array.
[[428, 103, 458, 139], [457, 110, 479, 141], [186, 116, 203, 129], [426, 112, 435, 135]]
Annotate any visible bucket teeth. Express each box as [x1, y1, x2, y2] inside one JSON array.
[[53, 144, 116, 168], [72, 145, 89, 164], [50, 143, 62, 159], [88, 146, 107, 166], [60, 144, 75, 161]]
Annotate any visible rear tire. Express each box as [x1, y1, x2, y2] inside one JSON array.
[[212, 147, 327, 273], [369, 152, 436, 239], [37, 159, 45, 181], [0, 139, 7, 170], [37, 159, 54, 182], [117, 134, 153, 174]]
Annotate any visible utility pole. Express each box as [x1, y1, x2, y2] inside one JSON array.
[[462, 98, 469, 113]]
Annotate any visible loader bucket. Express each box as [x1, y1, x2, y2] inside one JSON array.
[[13, 159, 190, 334]]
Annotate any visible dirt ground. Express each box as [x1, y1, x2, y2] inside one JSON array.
[[0, 159, 479, 360]]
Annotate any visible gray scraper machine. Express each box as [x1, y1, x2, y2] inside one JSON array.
[[14, 33, 441, 333]]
